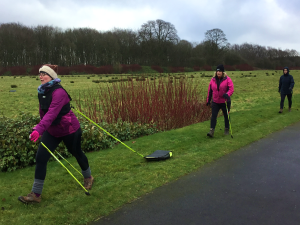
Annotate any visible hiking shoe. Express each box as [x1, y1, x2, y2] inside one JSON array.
[[207, 128, 214, 138], [84, 175, 94, 190], [224, 128, 229, 135], [279, 109, 283, 113], [289, 108, 291, 112], [18, 192, 41, 204]]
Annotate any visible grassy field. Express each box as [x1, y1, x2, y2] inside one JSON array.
[[1, 70, 300, 225], [1, 70, 299, 117]]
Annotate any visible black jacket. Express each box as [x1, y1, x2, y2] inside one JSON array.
[[279, 67, 295, 95], [38, 84, 71, 125]]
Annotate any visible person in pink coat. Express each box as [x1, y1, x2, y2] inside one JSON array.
[[18, 64, 94, 204], [206, 64, 234, 137]]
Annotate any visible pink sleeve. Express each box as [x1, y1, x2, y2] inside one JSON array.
[[227, 77, 234, 97], [35, 89, 70, 135], [207, 79, 213, 103]]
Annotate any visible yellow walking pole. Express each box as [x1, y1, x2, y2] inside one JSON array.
[[225, 101, 233, 138], [72, 107, 144, 158], [41, 142, 90, 196], [55, 150, 83, 177]]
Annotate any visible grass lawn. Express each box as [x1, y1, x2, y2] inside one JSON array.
[[0, 70, 300, 224]]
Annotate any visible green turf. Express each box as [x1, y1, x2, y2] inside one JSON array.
[[0, 70, 300, 224], [1, 70, 299, 117], [0, 74, 111, 117]]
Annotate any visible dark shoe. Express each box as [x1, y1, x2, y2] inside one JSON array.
[[207, 128, 214, 137], [84, 175, 94, 190], [289, 108, 291, 112], [279, 109, 283, 113], [224, 128, 229, 135], [18, 192, 41, 204]]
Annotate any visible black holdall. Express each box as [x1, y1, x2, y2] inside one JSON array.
[[144, 150, 173, 161]]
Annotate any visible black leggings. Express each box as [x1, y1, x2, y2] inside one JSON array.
[[35, 128, 89, 180], [280, 94, 292, 109], [211, 102, 231, 129]]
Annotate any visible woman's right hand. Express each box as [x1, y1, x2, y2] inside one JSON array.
[[30, 130, 40, 142]]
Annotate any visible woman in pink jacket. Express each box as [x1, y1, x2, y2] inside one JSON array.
[[206, 64, 234, 137], [18, 64, 94, 204]]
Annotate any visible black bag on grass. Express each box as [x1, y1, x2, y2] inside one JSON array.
[[144, 150, 172, 161]]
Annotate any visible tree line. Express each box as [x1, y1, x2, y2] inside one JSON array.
[[0, 20, 299, 69]]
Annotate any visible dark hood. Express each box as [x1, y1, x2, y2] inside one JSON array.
[[283, 67, 290, 75]]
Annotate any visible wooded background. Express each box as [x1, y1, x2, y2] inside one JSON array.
[[0, 19, 299, 70]]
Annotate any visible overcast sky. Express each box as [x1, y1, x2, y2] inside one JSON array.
[[1, 0, 299, 52]]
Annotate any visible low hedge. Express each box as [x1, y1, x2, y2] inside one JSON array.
[[0, 113, 158, 172]]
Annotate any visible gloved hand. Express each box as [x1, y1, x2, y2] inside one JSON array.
[[30, 130, 40, 142], [223, 93, 229, 99], [206, 102, 210, 106], [289, 87, 293, 91]]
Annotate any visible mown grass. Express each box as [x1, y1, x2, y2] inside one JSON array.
[[1, 70, 299, 117], [0, 74, 108, 117], [0, 70, 300, 225]]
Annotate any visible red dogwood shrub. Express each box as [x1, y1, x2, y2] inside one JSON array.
[[170, 67, 185, 73], [193, 66, 200, 71], [201, 65, 212, 71], [151, 65, 164, 73], [74, 78, 211, 131], [235, 64, 253, 71], [224, 65, 235, 71]]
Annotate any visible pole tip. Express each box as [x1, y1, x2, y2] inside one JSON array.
[[85, 192, 90, 196]]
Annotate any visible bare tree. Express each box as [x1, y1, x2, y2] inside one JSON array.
[[204, 28, 229, 49], [202, 29, 229, 65], [138, 19, 179, 65], [172, 40, 193, 67], [139, 19, 179, 43], [112, 28, 140, 64]]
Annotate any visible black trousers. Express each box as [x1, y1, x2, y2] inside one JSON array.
[[211, 102, 231, 129], [280, 94, 292, 109], [35, 128, 89, 180]]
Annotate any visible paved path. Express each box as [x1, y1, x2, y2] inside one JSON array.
[[93, 122, 300, 225]]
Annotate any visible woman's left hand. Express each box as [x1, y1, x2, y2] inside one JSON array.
[[223, 93, 229, 99]]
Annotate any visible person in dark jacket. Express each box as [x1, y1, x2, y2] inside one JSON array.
[[278, 67, 295, 113], [18, 64, 94, 204], [206, 64, 234, 137]]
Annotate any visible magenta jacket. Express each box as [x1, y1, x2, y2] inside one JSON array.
[[207, 73, 234, 104], [34, 89, 80, 137]]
